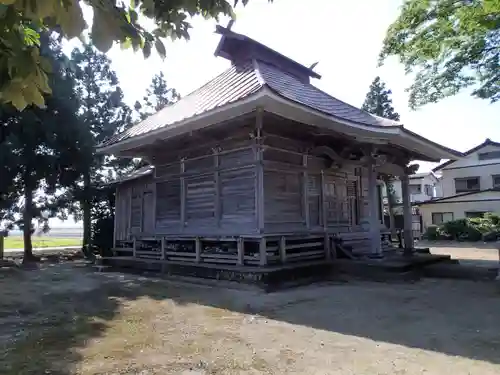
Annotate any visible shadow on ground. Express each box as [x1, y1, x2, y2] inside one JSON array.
[[1, 259, 500, 374]]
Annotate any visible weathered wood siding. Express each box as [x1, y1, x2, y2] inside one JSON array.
[[114, 117, 380, 257], [152, 134, 258, 236], [114, 177, 154, 241], [261, 134, 371, 241]]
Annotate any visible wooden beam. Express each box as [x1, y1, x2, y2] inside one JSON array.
[[259, 237, 267, 266], [237, 237, 244, 265], [279, 236, 287, 263]]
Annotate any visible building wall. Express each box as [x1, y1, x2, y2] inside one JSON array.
[[440, 164, 500, 197], [382, 174, 437, 203], [439, 143, 500, 197], [419, 190, 500, 229], [260, 133, 371, 236]]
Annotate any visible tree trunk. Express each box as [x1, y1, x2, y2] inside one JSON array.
[[384, 177, 397, 239], [22, 186, 35, 263], [82, 172, 92, 248]]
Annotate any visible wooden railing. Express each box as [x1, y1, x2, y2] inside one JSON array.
[[119, 234, 329, 267]]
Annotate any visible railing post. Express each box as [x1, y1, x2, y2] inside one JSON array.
[[279, 236, 287, 263], [195, 237, 201, 263], [259, 237, 267, 266], [237, 237, 244, 266]]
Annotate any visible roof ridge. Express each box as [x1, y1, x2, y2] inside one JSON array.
[[432, 138, 500, 171], [255, 60, 401, 128]]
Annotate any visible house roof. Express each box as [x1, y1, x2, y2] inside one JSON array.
[[97, 29, 462, 162], [416, 188, 500, 206], [409, 171, 439, 180], [214, 25, 321, 80], [98, 60, 400, 150], [432, 138, 500, 172]]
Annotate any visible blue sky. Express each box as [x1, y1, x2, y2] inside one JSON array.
[[55, 0, 499, 227]]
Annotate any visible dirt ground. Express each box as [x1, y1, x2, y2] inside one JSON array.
[[419, 240, 500, 268], [1, 260, 500, 375]]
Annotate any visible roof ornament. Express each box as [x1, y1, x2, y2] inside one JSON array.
[[309, 61, 319, 70]]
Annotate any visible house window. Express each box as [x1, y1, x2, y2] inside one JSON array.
[[455, 177, 480, 193], [465, 211, 489, 219], [478, 151, 500, 160], [493, 175, 500, 189], [431, 212, 454, 225], [409, 184, 422, 194], [424, 184, 434, 196]]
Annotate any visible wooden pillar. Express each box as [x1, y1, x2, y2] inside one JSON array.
[[180, 158, 186, 229], [401, 174, 414, 254], [0, 232, 4, 260], [255, 109, 265, 233], [279, 236, 287, 263], [213, 148, 221, 227], [302, 154, 310, 228], [259, 237, 267, 266], [237, 237, 244, 265], [320, 171, 327, 231], [160, 238, 166, 260], [367, 165, 382, 256], [496, 247, 500, 281], [324, 233, 332, 260], [195, 237, 201, 263]]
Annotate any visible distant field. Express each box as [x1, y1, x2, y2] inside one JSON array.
[[4, 237, 82, 249]]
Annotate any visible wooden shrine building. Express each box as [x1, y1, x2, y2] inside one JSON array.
[[97, 26, 462, 282]]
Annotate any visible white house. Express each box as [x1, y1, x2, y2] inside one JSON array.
[[418, 139, 500, 229], [382, 171, 441, 205]]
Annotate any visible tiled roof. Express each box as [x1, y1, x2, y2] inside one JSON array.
[[99, 60, 400, 149], [256, 61, 399, 127], [100, 63, 261, 148]]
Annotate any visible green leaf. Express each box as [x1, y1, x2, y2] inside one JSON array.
[[22, 84, 46, 108], [154, 39, 166, 59], [142, 41, 151, 58], [120, 38, 132, 50], [91, 9, 114, 52]]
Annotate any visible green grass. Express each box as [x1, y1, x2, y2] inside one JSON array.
[[4, 236, 82, 249]]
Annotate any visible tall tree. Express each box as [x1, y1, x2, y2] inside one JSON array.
[[0, 0, 268, 110], [70, 44, 133, 249], [0, 34, 87, 262], [362, 76, 401, 236], [379, 0, 499, 109], [361, 76, 401, 121], [135, 71, 180, 120]]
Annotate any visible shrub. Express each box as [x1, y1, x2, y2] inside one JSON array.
[[482, 231, 500, 242], [424, 226, 440, 240], [441, 219, 469, 240]]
